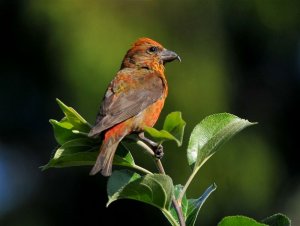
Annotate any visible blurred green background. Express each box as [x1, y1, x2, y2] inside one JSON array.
[[1, 0, 300, 225]]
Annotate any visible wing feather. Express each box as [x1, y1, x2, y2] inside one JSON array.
[[88, 69, 164, 137]]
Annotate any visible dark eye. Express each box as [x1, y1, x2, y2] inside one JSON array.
[[148, 46, 158, 53]]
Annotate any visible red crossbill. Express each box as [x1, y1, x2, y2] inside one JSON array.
[[88, 37, 180, 176]]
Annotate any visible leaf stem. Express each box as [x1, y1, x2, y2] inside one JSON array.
[[135, 139, 186, 226], [132, 164, 153, 175], [178, 167, 199, 205], [135, 140, 155, 157]]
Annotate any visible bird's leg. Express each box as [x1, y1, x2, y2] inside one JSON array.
[[138, 132, 164, 159]]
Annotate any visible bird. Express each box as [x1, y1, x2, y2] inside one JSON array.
[[88, 37, 180, 176]]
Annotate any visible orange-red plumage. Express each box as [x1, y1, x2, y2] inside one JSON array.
[[88, 37, 180, 176]]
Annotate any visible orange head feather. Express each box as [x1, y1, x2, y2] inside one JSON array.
[[121, 37, 180, 72], [132, 37, 163, 48]]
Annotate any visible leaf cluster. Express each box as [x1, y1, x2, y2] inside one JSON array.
[[43, 99, 290, 226]]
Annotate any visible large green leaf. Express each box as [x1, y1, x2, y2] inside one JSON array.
[[218, 216, 267, 226], [107, 170, 174, 211], [50, 99, 91, 145], [42, 140, 136, 171], [144, 112, 186, 146], [46, 99, 138, 171], [187, 113, 255, 170], [41, 138, 99, 170], [261, 213, 291, 226]]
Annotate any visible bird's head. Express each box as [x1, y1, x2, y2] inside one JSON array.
[[121, 37, 180, 71]]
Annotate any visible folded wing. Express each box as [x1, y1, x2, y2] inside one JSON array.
[[88, 69, 164, 137]]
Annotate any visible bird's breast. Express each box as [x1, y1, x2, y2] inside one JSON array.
[[131, 92, 167, 132]]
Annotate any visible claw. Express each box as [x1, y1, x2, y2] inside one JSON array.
[[138, 132, 164, 159], [154, 144, 164, 159]]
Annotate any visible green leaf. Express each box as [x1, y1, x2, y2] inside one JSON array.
[[218, 216, 267, 226], [187, 113, 255, 171], [261, 213, 291, 226], [163, 112, 186, 146], [50, 99, 91, 145], [42, 139, 136, 171], [56, 98, 91, 129], [41, 138, 99, 170], [186, 183, 217, 226], [113, 142, 135, 168], [107, 170, 141, 204], [144, 111, 186, 146], [107, 170, 174, 211], [144, 127, 179, 144], [49, 119, 85, 145]]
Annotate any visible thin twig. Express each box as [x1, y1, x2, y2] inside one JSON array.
[[135, 140, 155, 156], [132, 164, 153, 175], [154, 158, 166, 174]]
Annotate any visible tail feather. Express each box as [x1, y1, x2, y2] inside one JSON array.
[[89, 140, 120, 176], [90, 121, 129, 176]]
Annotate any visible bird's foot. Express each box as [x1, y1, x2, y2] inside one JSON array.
[[138, 132, 164, 158], [154, 144, 164, 159]]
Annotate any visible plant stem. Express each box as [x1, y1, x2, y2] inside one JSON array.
[[155, 158, 166, 174], [132, 164, 153, 175], [135, 140, 186, 226], [171, 196, 186, 226], [178, 167, 199, 205], [120, 139, 153, 175], [136, 140, 155, 156]]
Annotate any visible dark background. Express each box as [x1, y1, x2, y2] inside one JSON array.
[[1, 1, 299, 225]]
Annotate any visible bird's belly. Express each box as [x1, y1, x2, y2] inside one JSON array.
[[132, 98, 165, 131]]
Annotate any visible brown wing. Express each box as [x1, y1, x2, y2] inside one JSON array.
[[88, 68, 165, 137]]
